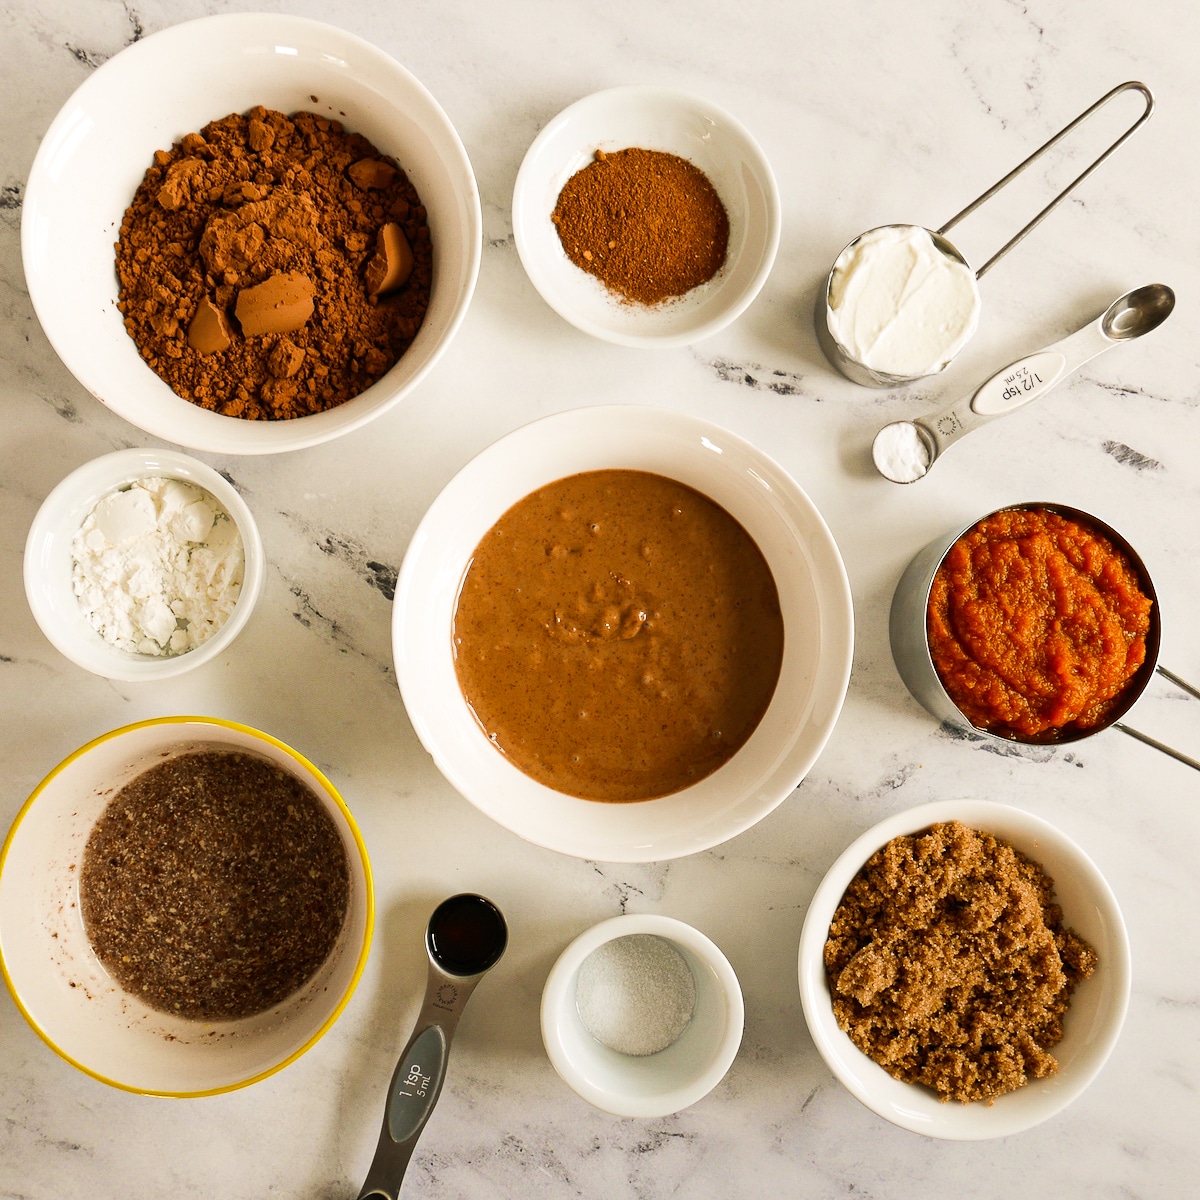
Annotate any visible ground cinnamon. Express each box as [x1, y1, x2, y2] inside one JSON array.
[[550, 148, 729, 304], [114, 107, 432, 420]]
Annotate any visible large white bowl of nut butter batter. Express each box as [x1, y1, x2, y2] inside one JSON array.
[[393, 406, 853, 862]]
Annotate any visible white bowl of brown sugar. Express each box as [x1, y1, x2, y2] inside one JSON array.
[[797, 799, 1131, 1139], [21, 13, 481, 454], [513, 86, 781, 347], [0, 717, 373, 1096], [393, 405, 853, 862]]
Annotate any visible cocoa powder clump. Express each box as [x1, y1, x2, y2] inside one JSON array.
[[550, 147, 729, 305], [115, 107, 432, 420]]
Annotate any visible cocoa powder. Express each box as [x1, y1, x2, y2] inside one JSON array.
[[114, 106, 432, 420]]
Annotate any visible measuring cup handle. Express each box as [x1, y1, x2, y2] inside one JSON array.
[[938, 81, 1154, 279], [1112, 724, 1200, 774], [1110, 665, 1200, 774]]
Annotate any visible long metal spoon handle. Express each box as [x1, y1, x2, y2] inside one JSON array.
[[912, 319, 1114, 461], [938, 81, 1154, 279], [356, 966, 484, 1200]]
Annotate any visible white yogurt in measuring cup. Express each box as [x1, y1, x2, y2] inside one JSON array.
[[827, 224, 981, 379]]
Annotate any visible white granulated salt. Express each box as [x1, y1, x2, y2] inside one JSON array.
[[71, 476, 245, 657], [575, 933, 696, 1057]]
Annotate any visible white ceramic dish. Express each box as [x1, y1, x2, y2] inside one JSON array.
[[21, 13, 481, 454], [512, 86, 780, 347], [797, 799, 1131, 1140], [0, 717, 374, 1096], [393, 405, 853, 863], [24, 448, 264, 681], [541, 914, 744, 1117]]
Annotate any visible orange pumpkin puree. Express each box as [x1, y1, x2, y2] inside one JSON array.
[[927, 507, 1153, 739]]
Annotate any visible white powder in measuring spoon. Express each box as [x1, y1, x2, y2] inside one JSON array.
[[575, 933, 696, 1056], [872, 420, 933, 483], [71, 476, 244, 656]]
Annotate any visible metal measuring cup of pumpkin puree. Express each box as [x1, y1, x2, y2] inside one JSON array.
[[818, 81, 1154, 388], [889, 502, 1200, 772]]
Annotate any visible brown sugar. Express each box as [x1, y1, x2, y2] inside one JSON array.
[[824, 820, 1098, 1104], [114, 107, 432, 420]]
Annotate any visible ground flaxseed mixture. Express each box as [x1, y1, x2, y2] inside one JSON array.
[[115, 106, 432, 420], [824, 820, 1098, 1104], [80, 750, 349, 1021]]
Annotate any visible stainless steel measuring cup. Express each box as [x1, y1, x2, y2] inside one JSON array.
[[819, 81, 1155, 388], [890, 503, 1200, 772]]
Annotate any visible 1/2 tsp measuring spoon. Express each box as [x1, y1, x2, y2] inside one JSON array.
[[356, 894, 508, 1200], [871, 283, 1175, 483]]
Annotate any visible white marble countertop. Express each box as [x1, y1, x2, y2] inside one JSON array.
[[3, 1, 1198, 1196]]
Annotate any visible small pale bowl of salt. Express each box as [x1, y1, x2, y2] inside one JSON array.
[[24, 448, 264, 681], [540, 913, 744, 1118]]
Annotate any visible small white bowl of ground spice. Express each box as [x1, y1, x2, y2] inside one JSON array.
[[24, 448, 264, 681], [0, 716, 373, 1096], [797, 800, 1131, 1139], [21, 13, 481, 454], [513, 86, 780, 347]]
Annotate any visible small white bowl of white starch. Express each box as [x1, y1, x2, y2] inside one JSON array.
[[24, 448, 264, 681], [540, 913, 744, 1117]]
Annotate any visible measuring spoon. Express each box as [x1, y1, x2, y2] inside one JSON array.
[[356, 894, 508, 1200], [871, 283, 1175, 484]]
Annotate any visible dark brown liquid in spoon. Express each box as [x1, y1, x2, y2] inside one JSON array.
[[427, 894, 507, 976]]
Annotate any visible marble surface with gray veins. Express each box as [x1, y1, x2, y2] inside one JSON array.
[[2, 1, 1198, 1197]]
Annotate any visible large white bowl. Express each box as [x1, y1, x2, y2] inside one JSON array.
[[513, 86, 780, 347], [393, 406, 853, 862], [0, 717, 374, 1096], [797, 799, 1131, 1140], [21, 13, 481, 454], [24, 448, 265, 681], [541, 914, 744, 1117]]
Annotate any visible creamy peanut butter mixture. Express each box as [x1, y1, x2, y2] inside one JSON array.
[[452, 469, 784, 802]]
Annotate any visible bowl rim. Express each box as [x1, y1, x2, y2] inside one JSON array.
[[540, 912, 745, 1116], [20, 11, 482, 455], [0, 715, 375, 1097], [392, 404, 855, 862], [797, 798, 1132, 1140], [512, 83, 781, 348], [23, 447, 266, 680]]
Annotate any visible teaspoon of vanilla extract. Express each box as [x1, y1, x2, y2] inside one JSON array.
[[871, 283, 1175, 484], [356, 894, 508, 1200]]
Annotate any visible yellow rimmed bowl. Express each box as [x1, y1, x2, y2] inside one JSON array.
[[0, 717, 373, 1096]]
